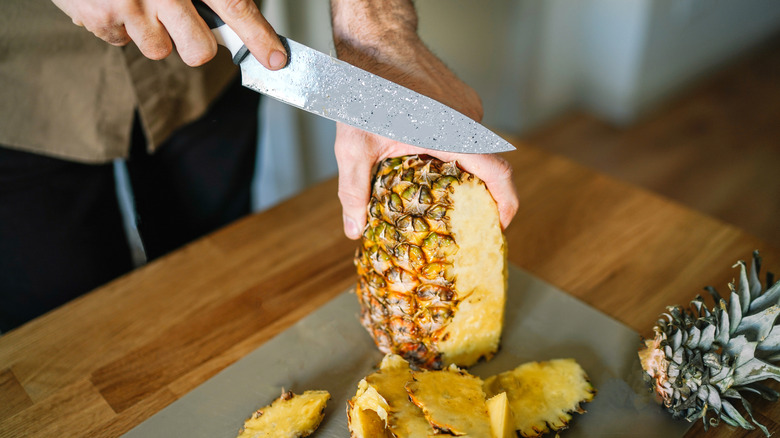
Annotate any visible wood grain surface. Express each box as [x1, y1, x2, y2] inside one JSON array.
[[526, 35, 780, 249], [1, 138, 778, 437]]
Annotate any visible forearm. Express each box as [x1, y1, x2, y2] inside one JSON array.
[[330, 0, 419, 61], [329, 0, 482, 121], [330, 1, 517, 238]]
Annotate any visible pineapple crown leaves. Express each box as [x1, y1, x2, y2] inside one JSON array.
[[646, 251, 780, 435]]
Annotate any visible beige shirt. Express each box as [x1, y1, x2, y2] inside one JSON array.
[[0, 0, 238, 163]]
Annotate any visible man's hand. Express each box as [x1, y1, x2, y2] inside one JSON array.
[[335, 124, 518, 239], [51, 0, 287, 69], [331, 0, 519, 239]]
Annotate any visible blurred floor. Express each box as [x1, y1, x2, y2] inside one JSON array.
[[524, 35, 780, 249]]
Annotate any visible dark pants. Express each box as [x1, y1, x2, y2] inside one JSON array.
[[0, 79, 259, 332]]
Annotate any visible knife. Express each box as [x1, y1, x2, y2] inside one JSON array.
[[193, 3, 514, 154]]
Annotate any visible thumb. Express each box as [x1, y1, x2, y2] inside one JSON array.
[[334, 125, 375, 240]]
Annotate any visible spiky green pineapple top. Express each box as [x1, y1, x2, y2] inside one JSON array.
[[639, 251, 780, 436]]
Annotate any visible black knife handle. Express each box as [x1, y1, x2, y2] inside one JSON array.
[[192, 1, 249, 64], [192, 1, 290, 68], [193, 1, 224, 29]]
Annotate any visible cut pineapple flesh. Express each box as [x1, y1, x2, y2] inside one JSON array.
[[437, 176, 507, 367], [236, 390, 330, 438], [406, 364, 493, 437], [483, 359, 595, 437], [486, 392, 515, 438], [348, 354, 435, 437], [347, 380, 393, 438]]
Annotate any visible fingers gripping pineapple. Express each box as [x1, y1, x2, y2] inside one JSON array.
[[355, 155, 507, 369]]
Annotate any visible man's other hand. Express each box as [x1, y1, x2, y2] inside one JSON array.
[[52, 0, 287, 69]]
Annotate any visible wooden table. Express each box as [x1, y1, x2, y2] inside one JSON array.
[[1, 138, 778, 437]]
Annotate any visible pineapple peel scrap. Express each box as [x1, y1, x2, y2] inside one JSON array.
[[236, 390, 330, 438], [347, 354, 595, 438], [638, 250, 780, 436]]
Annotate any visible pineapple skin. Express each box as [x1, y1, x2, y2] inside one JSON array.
[[236, 390, 330, 438], [355, 155, 507, 369], [405, 364, 493, 437], [346, 380, 393, 438], [348, 354, 594, 438], [483, 359, 595, 438], [347, 354, 436, 438]]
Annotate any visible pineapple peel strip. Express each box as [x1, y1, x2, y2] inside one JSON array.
[[348, 355, 594, 438]]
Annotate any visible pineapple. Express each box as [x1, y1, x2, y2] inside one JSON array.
[[406, 364, 493, 437], [347, 354, 436, 437], [236, 390, 330, 438], [346, 380, 393, 438], [355, 155, 507, 369], [483, 359, 596, 437], [486, 392, 516, 438], [638, 251, 780, 436], [348, 354, 593, 438]]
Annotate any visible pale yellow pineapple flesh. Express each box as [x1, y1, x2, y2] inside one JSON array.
[[438, 176, 506, 367], [236, 390, 330, 438], [356, 155, 506, 369], [486, 392, 515, 438], [406, 364, 493, 437], [483, 359, 595, 437], [347, 380, 393, 438], [347, 354, 436, 437]]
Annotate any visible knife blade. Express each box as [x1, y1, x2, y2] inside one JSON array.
[[194, 3, 514, 154]]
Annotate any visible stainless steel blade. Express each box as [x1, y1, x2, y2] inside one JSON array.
[[239, 37, 515, 154]]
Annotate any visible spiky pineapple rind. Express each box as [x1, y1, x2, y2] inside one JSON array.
[[236, 390, 330, 438], [347, 354, 436, 437], [349, 355, 596, 438], [405, 364, 492, 437], [483, 358, 596, 438]]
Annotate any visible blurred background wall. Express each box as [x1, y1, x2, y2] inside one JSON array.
[[253, 0, 780, 212]]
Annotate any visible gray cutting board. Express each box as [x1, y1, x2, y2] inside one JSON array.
[[124, 265, 691, 437]]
